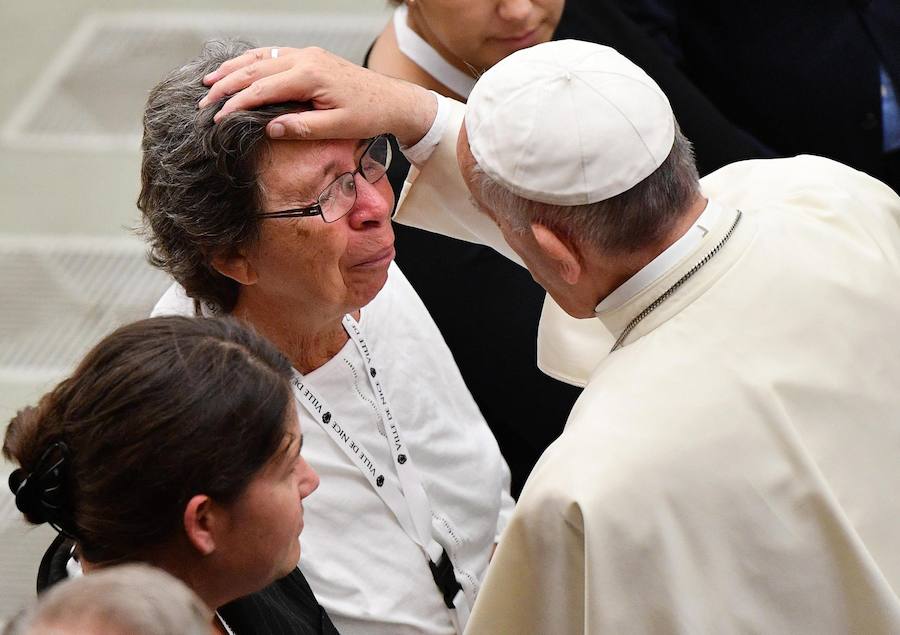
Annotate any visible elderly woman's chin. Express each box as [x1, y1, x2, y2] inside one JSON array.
[[345, 243, 396, 308]]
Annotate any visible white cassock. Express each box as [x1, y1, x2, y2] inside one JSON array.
[[396, 99, 900, 633]]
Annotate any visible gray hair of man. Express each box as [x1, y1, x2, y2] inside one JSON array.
[[138, 38, 306, 313], [3, 564, 210, 635], [468, 123, 701, 255]]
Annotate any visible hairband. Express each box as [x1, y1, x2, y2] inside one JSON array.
[[8, 441, 78, 539]]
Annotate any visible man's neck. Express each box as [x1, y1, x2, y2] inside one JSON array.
[[661, 195, 709, 253], [232, 292, 352, 374], [589, 196, 709, 308]]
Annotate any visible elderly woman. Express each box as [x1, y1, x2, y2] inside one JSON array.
[[140, 39, 513, 635], [4, 316, 328, 634]]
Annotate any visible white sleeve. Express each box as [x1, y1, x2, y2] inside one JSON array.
[[467, 485, 586, 635], [399, 91, 452, 167], [394, 98, 524, 266]]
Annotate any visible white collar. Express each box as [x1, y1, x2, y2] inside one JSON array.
[[595, 199, 725, 314], [393, 4, 477, 99]]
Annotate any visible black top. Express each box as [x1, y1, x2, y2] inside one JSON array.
[[218, 569, 339, 635], [37, 535, 339, 635]]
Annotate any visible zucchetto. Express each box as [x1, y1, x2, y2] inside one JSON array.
[[465, 40, 676, 206]]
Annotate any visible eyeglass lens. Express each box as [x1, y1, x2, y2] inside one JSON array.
[[319, 137, 392, 222]]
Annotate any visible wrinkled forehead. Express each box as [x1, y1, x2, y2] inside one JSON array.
[[259, 137, 369, 199]]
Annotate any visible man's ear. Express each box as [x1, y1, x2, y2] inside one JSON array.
[[530, 222, 582, 285], [211, 249, 258, 286], [183, 494, 220, 556]]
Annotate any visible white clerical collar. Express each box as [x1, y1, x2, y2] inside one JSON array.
[[393, 4, 477, 99], [595, 199, 725, 314]]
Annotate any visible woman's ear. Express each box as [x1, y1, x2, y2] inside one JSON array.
[[530, 222, 583, 286], [211, 250, 258, 286], [183, 494, 218, 556]]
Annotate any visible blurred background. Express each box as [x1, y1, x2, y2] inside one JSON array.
[[0, 0, 384, 619]]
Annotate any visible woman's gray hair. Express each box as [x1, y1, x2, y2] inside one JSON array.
[[138, 38, 306, 312], [3, 564, 210, 635], [469, 123, 701, 254]]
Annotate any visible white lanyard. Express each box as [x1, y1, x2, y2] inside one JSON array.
[[291, 314, 470, 631], [216, 612, 236, 635], [393, 4, 476, 99]]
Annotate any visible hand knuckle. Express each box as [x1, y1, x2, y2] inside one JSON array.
[[242, 62, 259, 80], [294, 120, 312, 138]]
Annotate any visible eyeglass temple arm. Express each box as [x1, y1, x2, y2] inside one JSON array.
[[257, 207, 323, 219]]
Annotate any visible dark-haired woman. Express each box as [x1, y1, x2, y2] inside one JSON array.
[[4, 316, 335, 635]]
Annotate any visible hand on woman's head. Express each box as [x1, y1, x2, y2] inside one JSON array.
[[199, 46, 438, 146]]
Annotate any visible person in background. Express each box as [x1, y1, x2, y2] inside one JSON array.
[[4, 316, 330, 634], [4, 564, 209, 635], [366, 0, 773, 494], [143, 39, 513, 635], [614, 0, 900, 193]]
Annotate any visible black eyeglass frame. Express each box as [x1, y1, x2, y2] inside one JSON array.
[[256, 135, 392, 223]]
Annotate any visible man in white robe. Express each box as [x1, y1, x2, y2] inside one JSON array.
[[200, 40, 900, 633]]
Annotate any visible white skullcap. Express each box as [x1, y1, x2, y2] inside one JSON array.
[[465, 40, 675, 206]]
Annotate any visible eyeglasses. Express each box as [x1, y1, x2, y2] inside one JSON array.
[[257, 135, 392, 223]]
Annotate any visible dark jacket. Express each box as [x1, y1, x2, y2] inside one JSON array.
[[612, 0, 900, 191]]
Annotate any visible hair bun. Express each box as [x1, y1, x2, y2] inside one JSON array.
[[8, 441, 77, 538]]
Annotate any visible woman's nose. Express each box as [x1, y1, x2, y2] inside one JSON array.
[[299, 460, 320, 499], [347, 173, 393, 228], [498, 0, 533, 23]]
